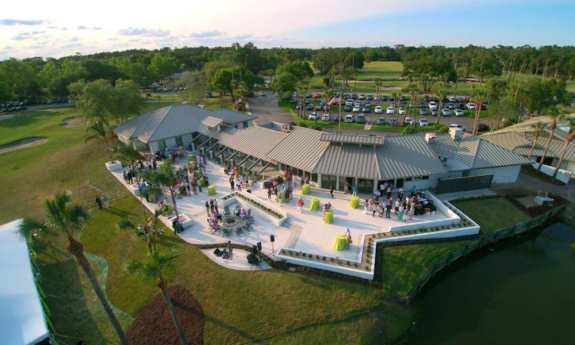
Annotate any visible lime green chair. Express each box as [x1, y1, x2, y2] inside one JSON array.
[[333, 234, 346, 251], [324, 210, 334, 224], [207, 185, 217, 196], [308, 198, 320, 212], [350, 196, 360, 209], [302, 184, 311, 195]]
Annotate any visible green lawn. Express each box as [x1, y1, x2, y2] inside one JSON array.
[[450, 196, 531, 234]]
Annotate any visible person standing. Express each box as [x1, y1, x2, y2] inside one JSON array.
[[344, 228, 352, 250], [209, 199, 214, 213], [227, 241, 234, 260], [229, 176, 235, 191], [267, 188, 272, 201], [398, 188, 404, 203], [352, 184, 358, 196], [101, 194, 109, 208], [214, 199, 219, 214], [386, 199, 392, 218], [205, 201, 210, 217], [297, 198, 304, 213], [410, 185, 416, 197], [95, 195, 102, 210], [330, 185, 334, 198], [386, 185, 392, 199], [395, 198, 400, 214]]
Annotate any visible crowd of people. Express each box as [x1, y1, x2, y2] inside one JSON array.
[[365, 183, 435, 222]]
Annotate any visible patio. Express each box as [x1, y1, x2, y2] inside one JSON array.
[[109, 156, 457, 266]]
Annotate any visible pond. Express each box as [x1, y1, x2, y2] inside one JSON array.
[[407, 222, 575, 345]]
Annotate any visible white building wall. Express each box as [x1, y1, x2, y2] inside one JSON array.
[[469, 165, 521, 184], [182, 133, 193, 146], [552, 157, 575, 174], [165, 137, 177, 148], [149, 141, 160, 154], [429, 171, 464, 188]]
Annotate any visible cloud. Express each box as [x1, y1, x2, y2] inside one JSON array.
[[69, 37, 80, 42], [107, 37, 119, 41], [12, 31, 46, 41], [191, 30, 226, 38], [61, 27, 68, 31], [234, 34, 253, 40], [78, 25, 102, 30], [117, 27, 170, 37], [47, 26, 58, 29], [0, 19, 44, 26]]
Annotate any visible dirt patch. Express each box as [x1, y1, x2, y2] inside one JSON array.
[[0, 137, 48, 154], [62, 116, 83, 127], [127, 285, 205, 345]]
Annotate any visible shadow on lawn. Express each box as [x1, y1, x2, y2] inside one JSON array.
[[0, 110, 63, 129]]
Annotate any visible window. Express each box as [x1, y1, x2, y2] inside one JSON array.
[[422, 176, 430, 180], [175, 136, 183, 147], [406, 177, 413, 181], [321, 175, 337, 189], [243, 121, 249, 128]]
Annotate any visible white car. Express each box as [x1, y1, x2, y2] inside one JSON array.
[[419, 118, 429, 126], [308, 112, 318, 121], [442, 109, 451, 116], [386, 106, 395, 115], [344, 114, 355, 123], [448, 103, 456, 109], [352, 105, 361, 113], [345, 100, 354, 106], [404, 117, 414, 125], [321, 113, 330, 121], [374, 106, 383, 114], [398, 108, 406, 115], [359, 94, 366, 100], [466, 103, 476, 110], [449, 123, 465, 131], [447, 96, 456, 102], [454, 109, 464, 117], [429, 101, 438, 110]]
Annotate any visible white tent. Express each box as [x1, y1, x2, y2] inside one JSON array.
[[0, 219, 50, 345]]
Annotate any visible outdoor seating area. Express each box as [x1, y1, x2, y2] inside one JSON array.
[[108, 153, 473, 277]]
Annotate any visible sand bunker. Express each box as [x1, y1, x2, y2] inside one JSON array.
[[0, 137, 48, 154], [62, 117, 83, 127]]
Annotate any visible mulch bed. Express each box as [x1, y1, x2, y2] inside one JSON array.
[[127, 285, 205, 345]]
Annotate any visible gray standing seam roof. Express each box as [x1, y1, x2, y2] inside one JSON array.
[[376, 135, 448, 180], [315, 144, 381, 180], [319, 133, 385, 145], [201, 116, 223, 127], [481, 132, 532, 151], [265, 127, 329, 172]]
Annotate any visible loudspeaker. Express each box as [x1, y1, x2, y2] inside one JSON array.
[[257, 242, 262, 251], [270, 235, 275, 243], [252, 245, 258, 255]]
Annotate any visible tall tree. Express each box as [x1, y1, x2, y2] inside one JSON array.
[[552, 117, 575, 179], [435, 89, 448, 126], [538, 106, 562, 171], [18, 192, 130, 345], [148, 54, 181, 81], [471, 87, 487, 135], [85, 121, 115, 162], [527, 121, 546, 161], [156, 162, 186, 217], [374, 78, 383, 105]]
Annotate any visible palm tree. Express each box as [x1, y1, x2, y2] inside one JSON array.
[[527, 121, 546, 161], [86, 121, 115, 162], [407, 84, 419, 126], [538, 106, 562, 172], [435, 89, 448, 126], [471, 88, 487, 135], [323, 87, 334, 124], [312, 98, 318, 123], [296, 82, 308, 118], [125, 248, 188, 345], [391, 91, 400, 126], [118, 209, 165, 251], [157, 162, 186, 217], [19, 192, 130, 345], [236, 82, 249, 113], [552, 117, 575, 179], [374, 78, 383, 105]]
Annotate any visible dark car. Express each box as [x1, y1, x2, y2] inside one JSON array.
[[351, 93, 358, 100], [367, 95, 374, 101], [377, 118, 386, 125], [306, 104, 314, 110], [363, 105, 371, 113], [356, 114, 366, 124], [381, 95, 389, 102]]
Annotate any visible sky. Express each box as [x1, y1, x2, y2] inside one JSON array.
[[0, 0, 574, 60]]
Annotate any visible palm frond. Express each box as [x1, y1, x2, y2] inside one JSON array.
[[117, 218, 135, 231], [18, 217, 48, 242], [67, 204, 89, 231]]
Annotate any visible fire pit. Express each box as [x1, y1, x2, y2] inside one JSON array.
[[223, 216, 241, 228]]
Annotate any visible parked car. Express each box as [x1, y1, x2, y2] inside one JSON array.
[[386, 106, 395, 115], [454, 109, 464, 117], [363, 105, 371, 113], [466, 103, 476, 110], [448, 96, 456, 102], [374, 106, 383, 114], [431, 109, 439, 116], [344, 105, 352, 112], [258, 91, 265, 96], [313, 93, 321, 99], [352, 105, 361, 113], [359, 93, 366, 100], [308, 112, 318, 121], [332, 114, 340, 123], [351, 93, 358, 99], [316, 104, 324, 111], [367, 95, 374, 101], [418, 102, 427, 108], [398, 108, 406, 115], [381, 95, 389, 102], [420, 109, 430, 116], [306, 104, 314, 110], [344, 114, 355, 123], [419, 118, 429, 126], [356, 114, 366, 124], [321, 113, 330, 122], [404, 117, 414, 126], [442, 109, 452, 116], [377, 118, 386, 125], [448, 103, 456, 110], [429, 101, 438, 110], [449, 123, 466, 131]]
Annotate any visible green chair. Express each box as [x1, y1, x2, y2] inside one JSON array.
[[333, 235, 346, 251], [350, 196, 360, 209], [199, 178, 207, 187], [324, 210, 334, 224], [308, 197, 320, 212], [302, 184, 311, 195], [207, 185, 217, 196]]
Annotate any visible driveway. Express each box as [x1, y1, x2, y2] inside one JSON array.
[[248, 91, 293, 125]]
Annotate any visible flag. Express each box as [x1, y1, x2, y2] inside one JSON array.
[[329, 97, 341, 105]]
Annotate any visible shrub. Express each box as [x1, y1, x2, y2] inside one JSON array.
[[311, 124, 322, 131], [401, 126, 417, 135], [299, 122, 308, 128]]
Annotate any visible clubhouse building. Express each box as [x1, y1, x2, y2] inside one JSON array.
[[117, 104, 530, 194]]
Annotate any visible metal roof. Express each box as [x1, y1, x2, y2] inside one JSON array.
[[265, 127, 329, 172], [524, 133, 575, 161], [200, 126, 288, 161], [115, 104, 257, 143], [376, 135, 448, 179], [481, 132, 533, 151], [315, 144, 381, 180], [319, 133, 385, 145], [201, 116, 223, 127], [473, 139, 531, 168]]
